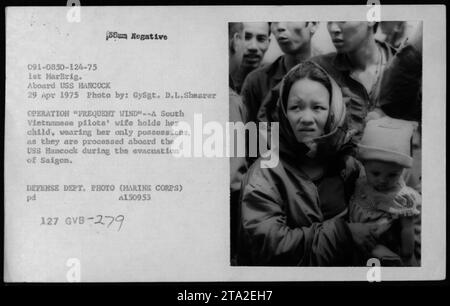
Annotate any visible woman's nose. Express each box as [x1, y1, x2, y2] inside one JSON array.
[[299, 110, 314, 124]]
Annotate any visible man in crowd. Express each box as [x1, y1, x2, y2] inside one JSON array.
[[311, 21, 396, 142], [228, 22, 248, 265], [241, 22, 319, 123], [230, 22, 271, 93], [377, 21, 407, 48], [229, 23, 245, 93]]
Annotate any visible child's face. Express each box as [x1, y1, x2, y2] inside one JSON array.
[[363, 160, 404, 192]]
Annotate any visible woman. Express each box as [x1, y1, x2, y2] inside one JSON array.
[[237, 61, 384, 266]]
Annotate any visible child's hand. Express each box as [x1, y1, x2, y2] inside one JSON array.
[[370, 218, 393, 238], [395, 193, 414, 206], [393, 192, 420, 216], [348, 222, 378, 254]]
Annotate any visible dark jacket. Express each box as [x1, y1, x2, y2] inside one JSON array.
[[311, 41, 397, 142], [238, 62, 360, 266], [240, 56, 287, 123], [378, 44, 422, 122]]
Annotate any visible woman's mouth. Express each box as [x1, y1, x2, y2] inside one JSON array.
[[298, 128, 316, 133], [297, 129, 316, 135]]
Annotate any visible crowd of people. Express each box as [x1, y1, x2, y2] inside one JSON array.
[[229, 21, 422, 266]]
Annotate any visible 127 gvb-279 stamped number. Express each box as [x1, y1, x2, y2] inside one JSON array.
[[40, 215, 125, 231]]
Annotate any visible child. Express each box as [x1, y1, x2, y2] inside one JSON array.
[[349, 116, 421, 266]]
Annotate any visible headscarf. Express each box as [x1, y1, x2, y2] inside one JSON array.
[[277, 61, 350, 163]]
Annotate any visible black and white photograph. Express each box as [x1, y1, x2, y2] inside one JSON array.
[[3, 4, 445, 283], [229, 21, 423, 266]]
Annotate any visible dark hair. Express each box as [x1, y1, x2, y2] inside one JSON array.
[[379, 44, 422, 122], [267, 22, 272, 36], [305, 21, 317, 27], [281, 61, 332, 109], [228, 22, 243, 54]]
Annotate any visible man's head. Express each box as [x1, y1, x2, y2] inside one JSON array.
[[229, 22, 244, 75], [241, 22, 271, 69], [272, 22, 318, 55], [327, 21, 377, 53]]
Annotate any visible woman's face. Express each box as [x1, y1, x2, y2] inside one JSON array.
[[286, 78, 330, 143]]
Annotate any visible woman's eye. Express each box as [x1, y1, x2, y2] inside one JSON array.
[[313, 105, 327, 111]]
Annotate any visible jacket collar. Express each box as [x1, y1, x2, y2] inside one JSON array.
[[265, 55, 288, 84]]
